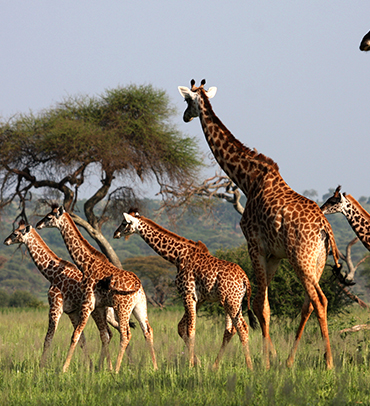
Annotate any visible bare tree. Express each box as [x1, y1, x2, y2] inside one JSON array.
[[158, 172, 244, 216]]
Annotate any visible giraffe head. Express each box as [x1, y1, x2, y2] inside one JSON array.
[[36, 205, 65, 230], [360, 30, 370, 51], [113, 210, 140, 240], [320, 186, 348, 215], [4, 219, 32, 246], [178, 79, 217, 122]]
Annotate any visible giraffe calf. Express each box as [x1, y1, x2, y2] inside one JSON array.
[[114, 210, 257, 369], [4, 220, 118, 369]]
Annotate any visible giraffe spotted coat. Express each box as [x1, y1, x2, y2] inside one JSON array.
[[178, 79, 342, 369], [321, 185, 370, 251], [36, 206, 157, 373], [4, 220, 119, 369], [114, 210, 257, 369]]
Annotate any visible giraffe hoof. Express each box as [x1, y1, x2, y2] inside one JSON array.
[[286, 358, 294, 368], [194, 355, 201, 367]]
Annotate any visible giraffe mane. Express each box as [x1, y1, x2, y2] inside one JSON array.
[[127, 208, 140, 216], [29, 227, 62, 262], [199, 89, 279, 172], [142, 216, 209, 253], [345, 194, 370, 222], [63, 212, 110, 263]]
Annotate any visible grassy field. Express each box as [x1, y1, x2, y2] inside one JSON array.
[[0, 306, 370, 405]]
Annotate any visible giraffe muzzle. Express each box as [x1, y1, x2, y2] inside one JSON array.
[[4, 238, 12, 246]]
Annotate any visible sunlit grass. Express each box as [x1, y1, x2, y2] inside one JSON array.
[[0, 306, 370, 405]]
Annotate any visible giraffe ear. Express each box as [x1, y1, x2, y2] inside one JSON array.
[[22, 225, 31, 234], [178, 86, 191, 98], [123, 213, 132, 224], [56, 206, 65, 218], [205, 87, 217, 99]]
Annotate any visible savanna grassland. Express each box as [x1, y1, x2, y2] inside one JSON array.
[[1, 306, 370, 405]]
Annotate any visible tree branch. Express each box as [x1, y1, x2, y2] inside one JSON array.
[[84, 169, 114, 230], [157, 172, 245, 216], [70, 212, 123, 269]]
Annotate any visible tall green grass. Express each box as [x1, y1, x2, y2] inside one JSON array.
[[0, 306, 370, 405]]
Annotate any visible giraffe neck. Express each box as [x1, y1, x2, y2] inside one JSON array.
[[136, 217, 198, 265], [25, 229, 66, 284], [197, 91, 284, 197], [342, 195, 370, 250], [58, 213, 107, 275]]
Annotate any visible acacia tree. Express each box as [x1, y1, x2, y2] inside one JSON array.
[[0, 84, 202, 267]]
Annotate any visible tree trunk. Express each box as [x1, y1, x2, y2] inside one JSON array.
[[70, 213, 123, 269]]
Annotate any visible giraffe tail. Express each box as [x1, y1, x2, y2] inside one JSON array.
[[247, 309, 258, 330], [325, 224, 355, 286], [325, 223, 342, 270], [244, 278, 258, 330]]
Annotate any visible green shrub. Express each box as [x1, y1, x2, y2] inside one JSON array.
[[8, 290, 44, 308], [0, 289, 10, 307], [207, 244, 352, 319]]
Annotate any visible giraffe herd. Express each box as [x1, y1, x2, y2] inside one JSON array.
[[2, 31, 370, 372]]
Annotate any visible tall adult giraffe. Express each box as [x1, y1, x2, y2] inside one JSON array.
[[4, 220, 116, 369], [178, 79, 342, 369], [114, 210, 257, 369], [321, 185, 370, 251], [36, 206, 157, 373]]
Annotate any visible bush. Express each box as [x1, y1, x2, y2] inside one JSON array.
[[0, 290, 10, 307], [206, 244, 352, 319], [8, 290, 44, 308]]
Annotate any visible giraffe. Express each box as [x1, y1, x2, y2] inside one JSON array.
[[113, 210, 257, 369], [360, 30, 370, 51], [321, 185, 370, 251], [178, 79, 342, 369], [36, 206, 157, 373], [4, 219, 117, 369]]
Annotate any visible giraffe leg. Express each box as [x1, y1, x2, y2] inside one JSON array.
[[293, 280, 332, 368], [286, 293, 313, 367], [115, 316, 132, 374], [91, 308, 113, 371], [67, 311, 88, 351], [40, 294, 63, 367], [233, 309, 253, 370], [106, 306, 120, 330], [132, 288, 157, 370], [248, 251, 280, 369], [312, 283, 332, 368], [63, 297, 94, 373], [212, 313, 237, 370], [178, 295, 198, 367], [106, 306, 134, 364], [287, 247, 333, 369]]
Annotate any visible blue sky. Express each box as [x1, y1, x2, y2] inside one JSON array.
[[1, 1, 370, 200]]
